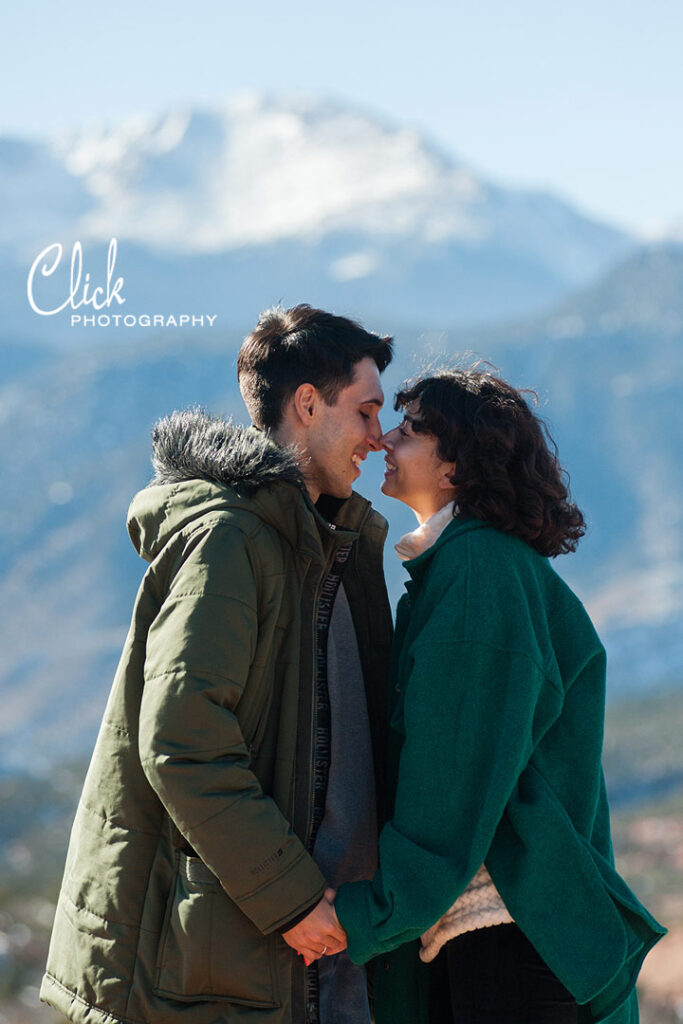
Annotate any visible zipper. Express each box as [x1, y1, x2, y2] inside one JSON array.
[[303, 571, 323, 854], [300, 533, 351, 853], [299, 536, 352, 1024]]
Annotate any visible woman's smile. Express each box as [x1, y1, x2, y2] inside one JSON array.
[[380, 404, 456, 523]]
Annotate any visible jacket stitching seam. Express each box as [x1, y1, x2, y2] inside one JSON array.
[[182, 515, 265, 543], [168, 786, 258, 828], [77, 800, 159, 837], [160, 518, 258, 587], [182, 516, 250, 539], [143, 667, 246, 686], [139, 745, 251, 767], [547, 602, 592, 631], [411, 636, 564, 699], [103, 720, 133, 740], [43, 973, 144, 1024], [58, 889, 157, 934], [176, 517, 297, 562], [164, 590, 257, 610]]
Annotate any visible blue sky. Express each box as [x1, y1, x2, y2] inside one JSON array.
[[2, 0, 681, 235]]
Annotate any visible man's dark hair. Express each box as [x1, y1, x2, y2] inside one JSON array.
[[395, 368, 586, 557], [237, 304, 393, 430]]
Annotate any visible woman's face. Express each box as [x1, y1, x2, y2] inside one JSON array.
[[381, 401, 457, 522]]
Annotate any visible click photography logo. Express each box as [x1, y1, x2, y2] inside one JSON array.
[[27, 238, 218, 329]]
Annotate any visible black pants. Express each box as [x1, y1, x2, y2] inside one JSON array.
[[429, 924, 579, 1024]]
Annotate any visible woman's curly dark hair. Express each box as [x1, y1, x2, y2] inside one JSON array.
[[395, 369, 586, 557]]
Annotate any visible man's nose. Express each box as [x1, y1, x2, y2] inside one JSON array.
[[366, 418, 383, 451]]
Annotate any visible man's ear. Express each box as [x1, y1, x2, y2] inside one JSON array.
[[292, 382, 318, 426]]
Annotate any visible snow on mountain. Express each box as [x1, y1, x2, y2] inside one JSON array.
[[55, 95, 483, 251], [6, 93, 630, 291], [642, 217, 683, 245], [0, 95, 641, 344]]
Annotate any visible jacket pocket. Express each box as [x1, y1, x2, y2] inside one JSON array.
[[154, 852, 280, 1007]]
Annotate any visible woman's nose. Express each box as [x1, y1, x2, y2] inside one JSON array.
[[381, 428, 397, 450]]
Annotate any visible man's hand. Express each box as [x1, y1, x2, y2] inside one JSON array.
[[282, 893, 347, 963]]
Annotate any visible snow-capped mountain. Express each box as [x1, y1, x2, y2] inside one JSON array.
[[55, 96, 486, 252], [50, 94, 626, 280], [2, 94, 635, 339]]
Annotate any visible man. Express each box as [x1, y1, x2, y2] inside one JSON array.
[[41, 305, 394, 1024]]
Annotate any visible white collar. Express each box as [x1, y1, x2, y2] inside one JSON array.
[[394, 501, 457, 562]]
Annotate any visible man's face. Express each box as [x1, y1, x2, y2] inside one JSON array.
[[304, 357, 384, 500]]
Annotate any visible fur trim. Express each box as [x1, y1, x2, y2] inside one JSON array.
[[150, 409, 304, 495]]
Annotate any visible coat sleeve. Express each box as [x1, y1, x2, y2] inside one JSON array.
[[138, 521, 326, 935], [335, 635, 563, 963]]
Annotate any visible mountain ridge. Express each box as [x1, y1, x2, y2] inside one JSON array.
[[3, 94, 635, 341]]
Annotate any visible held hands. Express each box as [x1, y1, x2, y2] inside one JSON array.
[[282, 888, 346, 965]]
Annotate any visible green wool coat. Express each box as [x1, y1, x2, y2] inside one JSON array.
[[336, 515, 665, 1024], [40, 413, 392, 1024]]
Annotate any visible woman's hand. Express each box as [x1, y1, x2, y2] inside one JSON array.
[[282, 893, 347, 964]]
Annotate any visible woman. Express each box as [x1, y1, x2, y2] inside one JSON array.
[[334, 369, 665, 1024]]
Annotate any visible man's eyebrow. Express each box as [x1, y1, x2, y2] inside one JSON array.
[[359, 396, 384, 408]]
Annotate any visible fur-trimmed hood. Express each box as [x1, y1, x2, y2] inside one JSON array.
[[150, 409, 305, 494], [128, 409, 312, 562]]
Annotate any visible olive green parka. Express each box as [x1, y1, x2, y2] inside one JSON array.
[[40, 411, 392, 1024]]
